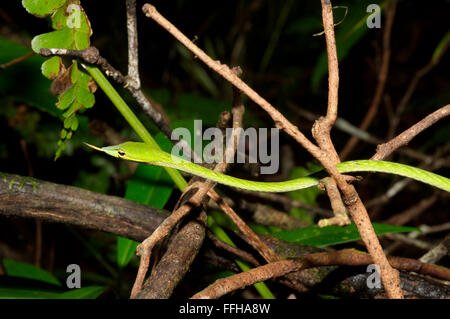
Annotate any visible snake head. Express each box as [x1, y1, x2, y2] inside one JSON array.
[[84, 143, 127, 159]]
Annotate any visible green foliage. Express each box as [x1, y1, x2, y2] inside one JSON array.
[[0, 37, 60, 117], [56, 286, 106, 299], [22, 0, 94, 159], [432, 31, 450, 63], [22, 0, 66, 17], [270, 223, 418, 247], [0, 276, 106, 299], [3, 258, 62, 286]]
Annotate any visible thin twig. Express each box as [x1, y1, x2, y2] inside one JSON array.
[[206, 231, 260, 266], [317, 178, 350, 227], [126, 0, 141, 89], [372, 104, 450, 160], [0, 52, 34, 69], [420, 233, 450, 264]]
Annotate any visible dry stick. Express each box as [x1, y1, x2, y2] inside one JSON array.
[[125, 0, 141, 90], [0, 52, 34, 69], [142, 1, 404, 298], [206, 231, 260, 266], [136, 211, 207, 299], [313, 1, 402, 298], [192, 259, 302, 299], [339, 1, 396, 160], [372, 104, 450, 160], [317, 178, 350, 227], [420, 233, 450, 264], [191, 248, 450, 299]]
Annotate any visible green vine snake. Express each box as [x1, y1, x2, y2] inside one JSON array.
[[86, 142, 450, 193]]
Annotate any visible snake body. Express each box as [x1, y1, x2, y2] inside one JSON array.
[[86, 142, 450, 193]]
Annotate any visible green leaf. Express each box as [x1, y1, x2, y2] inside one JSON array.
[[56, 286, 106, 299], [117, 135, 175, 268], [22, 0, 66, 17], [432, 31, 450, 63], [0, 287, 61, 299], [0, 37, 60, 117], [0, 276, 105, 299], [22, 0, 94, 159], [31, 28, 74, 53], [41, 56, 62, 79], [30, 2, 92, 53], [2, 259, 62, 287], [268, 223, 418, 247]]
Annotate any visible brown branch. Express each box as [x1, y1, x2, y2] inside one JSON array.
[[134, 211, 207, 299], [125, 0, 141, 89], [0, 172, 168, 241], [0, 51, 34, 69], [314, 0, 403, 298], [192, 259, 302, 299], [420, 233, 450, 264], [371, 104, 450, 160], [206, 231, 260, 266], [317, 178, 350, 227], [191, 248, 450, 299], [340, 2, 396, 159]]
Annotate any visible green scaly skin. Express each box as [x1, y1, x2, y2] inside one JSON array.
[[86, 142, 450, 193]]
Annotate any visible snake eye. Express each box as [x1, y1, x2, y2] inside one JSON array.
[[117, 150, 126, 157]]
